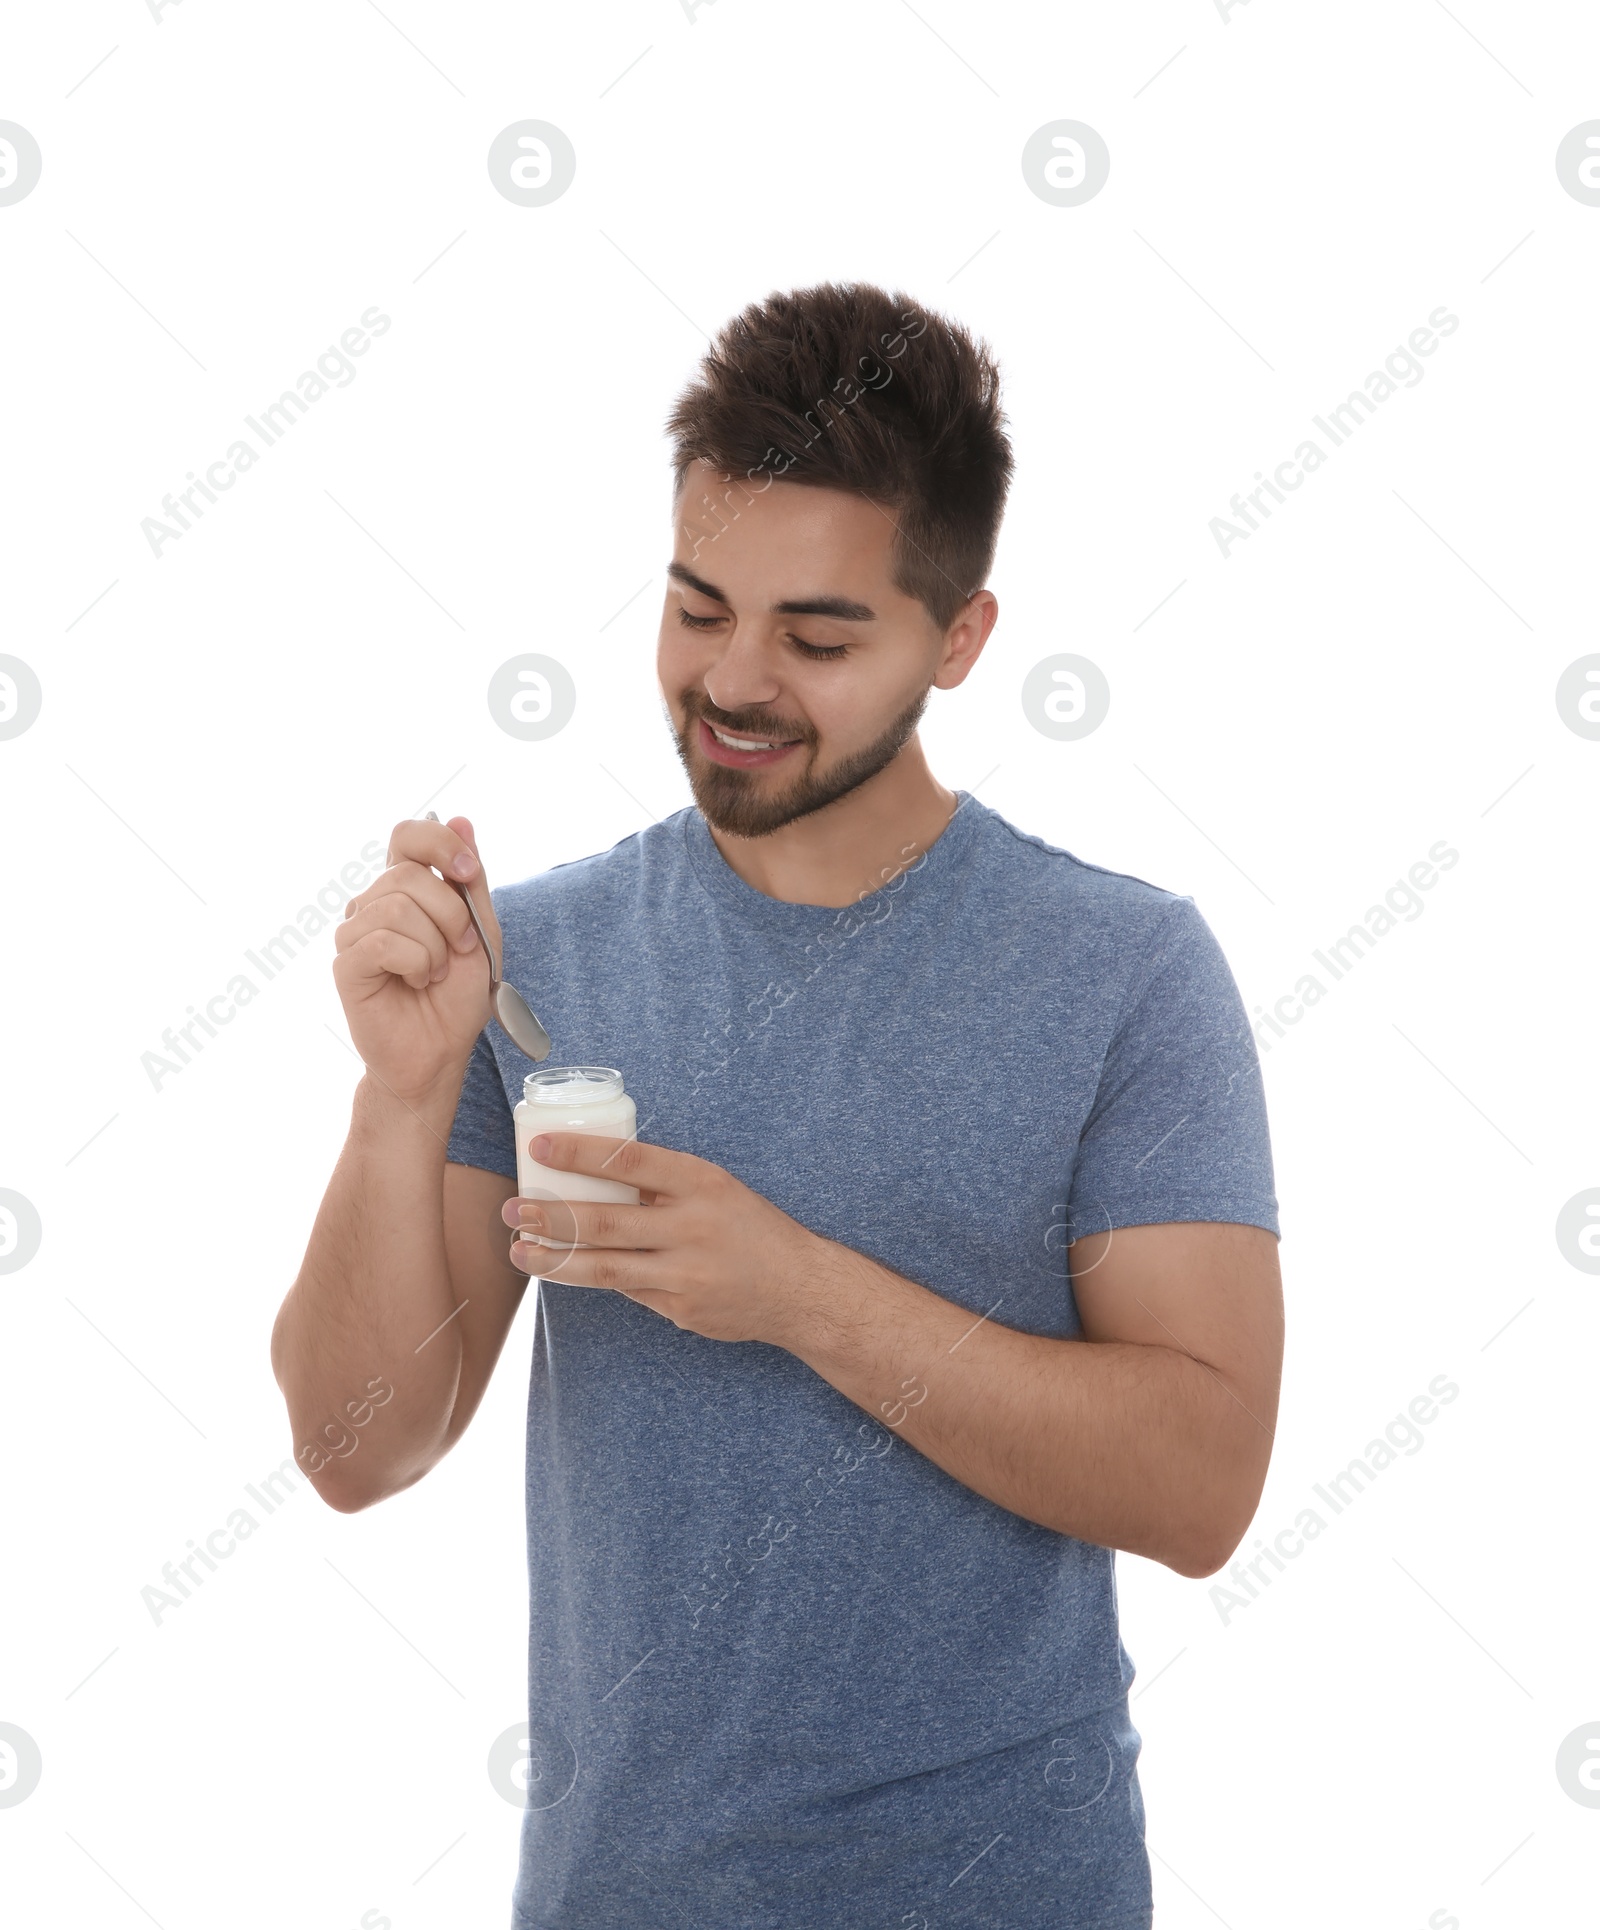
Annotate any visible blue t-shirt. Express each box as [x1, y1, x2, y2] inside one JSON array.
[[446, 793, 1279, 1930]]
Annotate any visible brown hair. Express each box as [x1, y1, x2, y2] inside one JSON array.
[[665, 281, 1013, 629]]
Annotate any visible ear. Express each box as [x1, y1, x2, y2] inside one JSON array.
[[932, 589, 999, 690]]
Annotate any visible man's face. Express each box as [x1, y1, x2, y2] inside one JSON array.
[[658, 458, 970, 839]]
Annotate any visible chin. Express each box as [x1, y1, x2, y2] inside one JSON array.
[[689, 770, 808, 840], [674, 692, 925, 839]]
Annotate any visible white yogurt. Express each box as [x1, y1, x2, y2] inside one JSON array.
[[514, 1066, 639, 1251]]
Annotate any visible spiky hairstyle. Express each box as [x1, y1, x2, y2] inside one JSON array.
[[665, 282, 1012, 627]]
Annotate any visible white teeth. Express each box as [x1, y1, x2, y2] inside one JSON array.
[[711, 727, 777, 750]]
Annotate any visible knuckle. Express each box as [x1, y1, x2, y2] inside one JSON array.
[[363, 929, 421, 977]]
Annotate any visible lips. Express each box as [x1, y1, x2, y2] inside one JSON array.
[[696, 716, 804, 769]]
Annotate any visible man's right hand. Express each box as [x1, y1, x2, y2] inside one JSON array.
[[332, 813, 501, 1104]]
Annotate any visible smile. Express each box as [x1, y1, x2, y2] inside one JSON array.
[[712, 725, 783, 750], [697, 717, 804, 769]]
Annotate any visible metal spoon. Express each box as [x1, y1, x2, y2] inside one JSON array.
[[423, 811, 551, 1061]]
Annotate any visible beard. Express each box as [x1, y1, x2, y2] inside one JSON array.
[[670, 682, 931, 839]]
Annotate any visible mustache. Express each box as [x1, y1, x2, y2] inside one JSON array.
[[683, 689, 814, 744]]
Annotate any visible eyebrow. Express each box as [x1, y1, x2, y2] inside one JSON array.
[[666, 561, 876, 622]]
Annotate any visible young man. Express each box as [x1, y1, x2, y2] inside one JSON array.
[[273, 282, 1283, 1930]]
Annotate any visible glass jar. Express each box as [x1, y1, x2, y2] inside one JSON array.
[[514, 1066, 639, 1252]]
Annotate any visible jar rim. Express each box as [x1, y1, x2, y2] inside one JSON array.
[[522, 1065, 624, 1105]]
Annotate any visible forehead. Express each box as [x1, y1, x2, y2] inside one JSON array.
[[672, 457, 898, 597]]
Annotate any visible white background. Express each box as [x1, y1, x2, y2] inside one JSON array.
[[3, 1, 1597, 1925]]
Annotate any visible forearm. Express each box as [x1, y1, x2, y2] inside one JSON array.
[[271, 1071, 465, 1509], [786, 1241, 1270, 1577]]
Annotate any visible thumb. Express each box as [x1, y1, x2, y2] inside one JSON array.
[[444, 815, 503, 956]]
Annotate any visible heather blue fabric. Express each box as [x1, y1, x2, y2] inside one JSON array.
[[445, 792, 1279, 1929]]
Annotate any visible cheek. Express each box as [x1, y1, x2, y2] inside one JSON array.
[[657, 631, 705, 699], [810, 656, 921, 741]]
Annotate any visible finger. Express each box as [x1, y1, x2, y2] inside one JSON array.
[[510, 1197, 665, 1249], [332, 925, 439, 994], [510, 1238, 677, 1320], [350, 861, 479, 954], [510, 1239, 663, 1296], [383, 813, 479, 885], [497, 1181, 648, 1227], [525, 1132, 691, 1198], [431, 816, 507, 970], [336, 893, 453, 982]]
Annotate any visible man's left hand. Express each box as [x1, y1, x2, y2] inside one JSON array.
[[499, 1133, 838, 1348]]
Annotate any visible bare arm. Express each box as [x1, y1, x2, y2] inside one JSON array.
[[269, 1078, 528, 1511], [270, 812, 531, 1513], [788, 1219, 1283, 1577], [503, 1133, 1285, 1578]]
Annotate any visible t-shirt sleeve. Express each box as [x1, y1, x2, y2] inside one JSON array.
[[1065, 895, 1279, 1241], [445, 1026, 518, 1180]]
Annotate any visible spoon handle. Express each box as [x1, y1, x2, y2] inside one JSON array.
[[423, 810, 500, 989]]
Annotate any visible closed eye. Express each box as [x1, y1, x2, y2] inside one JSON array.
[[676, 606, 847, 660]]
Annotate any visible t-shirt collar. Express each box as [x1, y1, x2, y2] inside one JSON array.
[[681, 788, 982, 927]]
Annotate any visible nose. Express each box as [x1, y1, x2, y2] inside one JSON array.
[[702, 626, 783, 715]]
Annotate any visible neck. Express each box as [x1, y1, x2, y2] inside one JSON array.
[[704, 735, 959, 907]]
